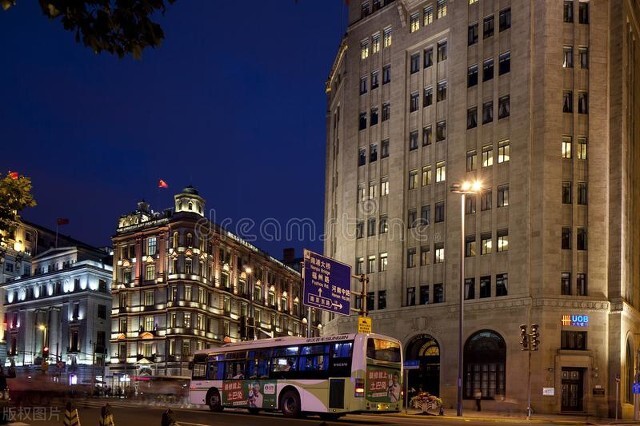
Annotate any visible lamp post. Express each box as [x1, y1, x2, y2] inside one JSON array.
[[244, 266, 254, 340], [450, 180, 482, 417], [38, 324, 48, 358]]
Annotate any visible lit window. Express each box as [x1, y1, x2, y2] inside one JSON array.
[[356, 257, 364, 274], [368, 180, 377, 198], [434, 243, 445, 263], [380, 177, 389, 195], [379, 216, 388, 234], [481, 233, 492, 255], [424, 5, 434, 25], [562, 136, 572, 158], [482, 145, 494, 167], [422, 166, 432, 186], [145, 264, 155, 281], [410, 13, 420, 32], [379, 253, 388, 271], [409, 169, 419, 189], [498, 140, 510, 163], [577, 137, 587, 159], [372, 32, 381, 53], [436, 0, 447, 18], [368, 255, 376, 273], [383, 27, 392, 47], [360, 40, 369, 59], [497, 229, 509, 252], [435, 161, 446, 182]]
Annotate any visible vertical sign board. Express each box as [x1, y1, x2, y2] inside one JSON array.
[[303, 249, 351, 316]]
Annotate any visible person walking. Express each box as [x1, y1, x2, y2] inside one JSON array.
[[474, 389, 482, 411], [62, 401, 81, 426], [98, 403, 115, 426], [160, 409, 176, 426]]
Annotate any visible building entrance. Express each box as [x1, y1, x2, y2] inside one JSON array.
[[405, 334, 440, 396], [561, 368, 584, 411]]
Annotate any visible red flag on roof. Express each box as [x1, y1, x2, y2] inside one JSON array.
[[8, 171, 18, 180], [158, 179, 169, 189], [56, 218, 69, 226]]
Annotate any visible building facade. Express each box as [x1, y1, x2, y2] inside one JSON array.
[[323, 0, 640, 418], [110, 187, 316, 384]]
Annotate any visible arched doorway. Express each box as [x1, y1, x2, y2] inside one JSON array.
[[405, 334, 440, 396], [464, 330, 506, 400]]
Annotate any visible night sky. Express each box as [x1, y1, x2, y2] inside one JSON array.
[[0, 1, 347, 259]]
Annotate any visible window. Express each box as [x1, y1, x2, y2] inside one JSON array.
[[467, 107, 478, 129], [358, 148, 366, 166], [563, 46, 573, 68], [482, 101, 493, 124], [145, 264, 155, 281], [410, 53, 420, 74], [498, 96, 510, 119], [409, 130, 418, 150], [409, 170, 418, 189], [497, 229, 508, 252], [577, 182, 588, 205], [437, 81, 447, 101], [371, 71, 379, 89], [435, 161, 446, 182], [356, 257, 364, 275], [562, 136, 572, 158], [466, 150, 478, 171], [382, 64, 391, 84], [464, 331, 506, 399], [380, 178, 389, 196], [563, 1, 573, 23], [465, 235, 476, 257], [437, 41, 447, 61], [421, 205, 431, 226], [147, 237, 157, 256], [372, 32, 380, 53], [379, 216, 388, 234], [366, 292, 374, 312], [410, 92, 419, 112], [578, 92, 588, 114], [468, 23, 478, 45], [360, 40, 369, 59], [562, 181, 572, 204], [498, 140, 510, 163], [407, 248, 416, 268], [577, 227, 587, 250], [562, 227, 572, 249], [424, 48, 433, 68], [361, 1, 370, 17], [360, 76, 368, 94], [144, 290, 154, 306], [370, 108, 379, 126], [483, 59, 494, 81], [422, 5, 433, 27], [577, 273, 587, 296], [482, 145, 494, 167], [358, 183, 366, 202], [367, 218, 376, 237], [436, 0, 447, 18], [579, 2, 589, 24], [433, 284, 444, 303], [563, 91, 573, 113], [469, 0, 478, 3], [379, 252, 388, 271], [499, 8, 511, 31], [481, 233, 492, 254], [367, 255, 376, 273], [422, 166, 432, 186], [577, 137, 587, 159], [579, 47, 588, 69], [465, 278, 475, 299], [436, 121, 447, 141], [434, 243, 444, 264], [408, 209, 417, 228], [561, 331, 587, 350], [378, 291, 386, 309], [98, 304, 107, 319], [466, 195, 477, 214], [423, 87, 433, 107], [498, 52, 510, 75], [479, 276, 491, 298], [468, 65, 478, 87], [435, 201, 445, 223], [422, 125, 433, 146], [382, 102, 390, 121], [496, 274, 508, 296], [359, 112, 367, 129], [497, 184, 509, 207], [561, 272, 571, 295], [383, 27, 392, 47], [410, 13, 420, 32], [407, 287, 416, 306], [483, 15, 494, 38], [420, 245, 430, 265], [420, 285, 429, 304], [356, 221, 364, 239]]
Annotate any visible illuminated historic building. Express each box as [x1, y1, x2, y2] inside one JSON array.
[[110, 186, 314, 381], [323, 0, 640, 417]]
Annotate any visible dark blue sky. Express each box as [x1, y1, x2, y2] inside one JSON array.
[[0, 1, 346, 258]]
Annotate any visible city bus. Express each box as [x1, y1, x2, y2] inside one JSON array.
[[189, 332, 402, 419]]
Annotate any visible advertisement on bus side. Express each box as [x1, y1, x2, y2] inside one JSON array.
[[222, 380, 277, 408], [366, 366, 401, 403]]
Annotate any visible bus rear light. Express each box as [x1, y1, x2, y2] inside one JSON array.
[[355, 378, 365, 397]]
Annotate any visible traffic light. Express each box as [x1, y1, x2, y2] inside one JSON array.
[[530, 324, 540, 351], [239, 316, 247, 340], [42, 346, 49, 358], [519, 325, 528, 350]]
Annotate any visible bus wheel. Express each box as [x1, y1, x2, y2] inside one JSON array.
[[280, 390, 301, 418], [248, 407, 260, 415], [207, 389, 223, 412]]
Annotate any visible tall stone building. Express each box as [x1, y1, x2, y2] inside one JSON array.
[[110, 186, 315, 384], [323, 0, 640, 417]]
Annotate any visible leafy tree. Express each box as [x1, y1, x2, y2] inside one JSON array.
[[1, 0, 177, 59], [0, 172, 37, 239]]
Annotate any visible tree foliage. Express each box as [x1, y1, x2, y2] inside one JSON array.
[[1, 0, 177, 59], [0, 172, 37, 237]]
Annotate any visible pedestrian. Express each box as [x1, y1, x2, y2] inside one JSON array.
[[160, 409, 176, 426], [98, 403, 115, 426], [63, 400, 81, 426], [474, 389, 482, 411]]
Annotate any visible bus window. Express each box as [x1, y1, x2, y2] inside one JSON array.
[[329, 342, 353, 377], [271, 346, 299, 373], [246, 350, 270, 378], [300, 344, 330, 372], [207, 362, 222, 380], [366, 338, 401, 362]]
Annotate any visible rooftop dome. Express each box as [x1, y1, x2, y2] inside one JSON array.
[[182, 185, 199, 195]]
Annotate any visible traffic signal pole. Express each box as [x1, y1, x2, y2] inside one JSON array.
[[520, 324, 539, 419]]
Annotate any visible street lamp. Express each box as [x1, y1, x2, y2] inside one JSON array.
[[450, 180, 482, 417], [244, 266, 255, 340], [38, 324, 48, 356]]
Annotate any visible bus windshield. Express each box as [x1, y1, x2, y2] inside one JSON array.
[[366, 338, 401, 362]]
